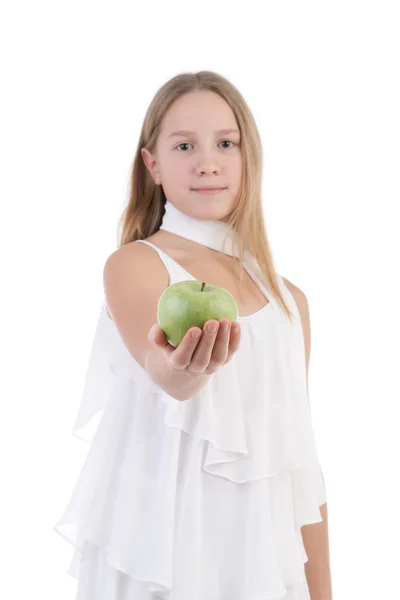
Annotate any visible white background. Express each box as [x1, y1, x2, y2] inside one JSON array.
[[1, 1, 399, 598]]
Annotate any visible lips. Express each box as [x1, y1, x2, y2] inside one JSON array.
[[192, 187, 226, 191]]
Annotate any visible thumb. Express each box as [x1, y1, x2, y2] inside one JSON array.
[[148, 324, 174, 355], [148, 323, 167, 347]]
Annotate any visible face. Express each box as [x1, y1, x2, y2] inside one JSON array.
[[141, 91, 243, 223]]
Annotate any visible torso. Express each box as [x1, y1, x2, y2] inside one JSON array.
[[142, 229, 270, 319]]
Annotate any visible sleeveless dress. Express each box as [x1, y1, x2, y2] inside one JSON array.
[[54, 240, 327, 600]]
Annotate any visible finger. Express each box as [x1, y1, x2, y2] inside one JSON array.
[[226, 322, 241, 361], [169, 326, 203, 371], [208, 319, 230, 367], [189, 320, 220, 373]]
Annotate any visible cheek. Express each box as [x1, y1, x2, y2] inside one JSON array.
[[160, 156, 181, 178], [230, 154, 243, 176], [160, 159, 189, 192]]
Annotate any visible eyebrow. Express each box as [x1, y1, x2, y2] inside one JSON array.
[[168, 128, 240, 138]]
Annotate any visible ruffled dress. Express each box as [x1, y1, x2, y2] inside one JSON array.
[[54, 240, 327, 600]]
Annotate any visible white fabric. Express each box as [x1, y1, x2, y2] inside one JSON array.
[[160, 199, 241, 257], [54, 237, 327, 600]]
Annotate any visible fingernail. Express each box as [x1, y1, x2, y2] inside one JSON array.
[[191, 330, 201, 340], [207, 323, 218, 334]]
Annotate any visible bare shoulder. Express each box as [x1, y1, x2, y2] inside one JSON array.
[[102, 241, 169, 370], [281, 275, 309, 313], [103, 241, 169, 318], [281, 275, 311, 334], [104, 240, 163, 272], [282, 276, 311, 376]]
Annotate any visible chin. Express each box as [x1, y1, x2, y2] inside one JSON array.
[[186, 199, 234, 223]]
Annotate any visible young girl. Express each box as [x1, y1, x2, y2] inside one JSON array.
[[54, 71, 331, 600]]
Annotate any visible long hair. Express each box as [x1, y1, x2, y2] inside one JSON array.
[[117, 71, 295, 325]]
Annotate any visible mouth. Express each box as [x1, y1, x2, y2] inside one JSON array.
[[191, 187, 227, 194]]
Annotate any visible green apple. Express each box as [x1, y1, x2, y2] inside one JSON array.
[[157, 280, 239, 348]]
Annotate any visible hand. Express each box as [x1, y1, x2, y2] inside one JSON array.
[[148, 319, 241, 377]]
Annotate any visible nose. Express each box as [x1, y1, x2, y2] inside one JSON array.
[[193, 144, 222, 176], [197, 166, 220, 176], [196, 160, 221, 176]]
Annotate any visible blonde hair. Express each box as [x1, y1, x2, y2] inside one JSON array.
[[117, 70, 295, 325]]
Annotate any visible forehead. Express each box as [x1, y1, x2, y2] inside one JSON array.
[[160, 91, 239, 136]]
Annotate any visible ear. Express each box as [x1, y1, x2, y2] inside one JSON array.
[[141, 148, 159, 183]]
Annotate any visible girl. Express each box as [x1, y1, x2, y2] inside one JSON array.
[[54, 71, 332, 600]]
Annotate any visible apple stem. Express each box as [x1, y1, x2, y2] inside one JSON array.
[[201, 282, 206, 292]]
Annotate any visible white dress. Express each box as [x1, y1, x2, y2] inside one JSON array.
[[54, 240, 327, 600]]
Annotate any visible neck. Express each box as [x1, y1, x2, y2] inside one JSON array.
[[159, 200, 239, 258]]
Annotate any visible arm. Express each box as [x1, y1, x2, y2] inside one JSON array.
[[103, 243, 211, 401], [145, 343, 211, 401], [283, 278, 333, 599]]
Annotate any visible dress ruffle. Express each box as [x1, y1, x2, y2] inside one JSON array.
[[54, 294, 327, 600], [70, 303, 163, 443]]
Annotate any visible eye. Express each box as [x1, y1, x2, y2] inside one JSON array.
[[176, 143, 193, 151], [220, 140, 235, 149], [175, 140, 237, 151]]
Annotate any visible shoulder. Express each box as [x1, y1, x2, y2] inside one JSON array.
[[103, 241, 168, 281], [282, 276, 311, 372], [281, 276, 309, 315], [104, 240, 159, 268], [101, 241, 171, 371], [103, 241, 169, 321]]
